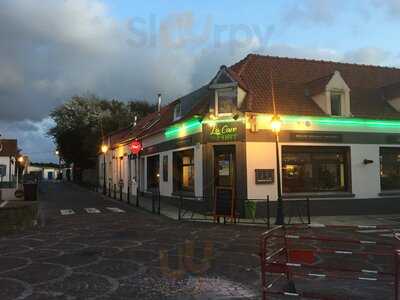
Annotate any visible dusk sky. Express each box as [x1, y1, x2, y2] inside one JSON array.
[[1, 0, 400, 162]]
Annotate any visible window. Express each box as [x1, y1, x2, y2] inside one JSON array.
[[173, 102, 182, 121], [380, 147, 400, 191], [147, 155, 159, 190], [173, 149, 194, 192], [330, 92, 342, 116], [163, 155, 168, 182], [282, 146, 350, 193], [217, 88, 236, 115]]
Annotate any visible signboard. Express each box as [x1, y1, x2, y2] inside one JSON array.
[[205, 122, 244, 143], [290, 132, 342, 143], [214, 187, 234, 217], [255, 169, 274, 184], [130, 140, 142, 155]]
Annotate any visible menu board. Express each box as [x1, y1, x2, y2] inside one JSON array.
[[214, 188, 234, 216]]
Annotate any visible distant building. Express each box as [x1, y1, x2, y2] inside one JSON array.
[[27, 163, 72, 181], [0, 139, 17, 188]]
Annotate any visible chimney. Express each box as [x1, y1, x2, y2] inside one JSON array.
[[133, 115, 138, 127], [157, 93, 162, 113]]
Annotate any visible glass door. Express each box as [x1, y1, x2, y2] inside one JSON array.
[[213, 146, 236, 219]]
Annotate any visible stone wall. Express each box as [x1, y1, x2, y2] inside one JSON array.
[[0, 202, 38, 235]]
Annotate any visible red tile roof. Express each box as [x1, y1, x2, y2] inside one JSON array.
[[107, 54, 400, 147], [229, 54, 400, 118]]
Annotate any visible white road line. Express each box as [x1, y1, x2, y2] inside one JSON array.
[[60, 209, 75, 215], [0, 201, 8, 208], [106, 207, 125, 213], [85, 208, 101, 214]]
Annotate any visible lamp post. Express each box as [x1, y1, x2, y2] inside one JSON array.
[[55, 150, 61, 180], [17, 156, 24, 188], [101, 144, 108, 195], [271, 115, 284, 225]]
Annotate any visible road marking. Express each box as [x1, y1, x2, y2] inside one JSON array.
[[60, 209, 75, 215], [85, 208, 101, 214], [106, 207, 125, 213], [0, 201, 8, 208]]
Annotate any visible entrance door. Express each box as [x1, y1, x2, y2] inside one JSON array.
[[213, 146, 236, 219]]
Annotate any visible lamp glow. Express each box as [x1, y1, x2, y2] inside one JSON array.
[[17, 156, 24, 163], [101, 144, 108, 154], [271, 115, 282, 133]]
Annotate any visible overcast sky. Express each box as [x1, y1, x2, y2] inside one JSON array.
[[1, 0, 400, 162]]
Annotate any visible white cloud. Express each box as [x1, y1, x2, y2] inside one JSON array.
[[343, 47, 394, 66]]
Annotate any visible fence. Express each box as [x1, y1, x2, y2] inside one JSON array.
[[260, 224, 400, 299], [99, 184, 311, 227]]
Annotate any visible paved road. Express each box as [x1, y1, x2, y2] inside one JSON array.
[[0, 182, 264, 300]]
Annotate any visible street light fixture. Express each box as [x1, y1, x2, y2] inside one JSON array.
[[101, 144, 108, 195], [271, 115, 284, 225], [55, 150, 61, 180]]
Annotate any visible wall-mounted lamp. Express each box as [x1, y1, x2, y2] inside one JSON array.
[[363, 159, 374, 165]]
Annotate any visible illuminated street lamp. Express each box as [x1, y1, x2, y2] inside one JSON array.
[[101, 144, 108, 195], [55, 150, 61, 180], [271, 115, 284, 225]]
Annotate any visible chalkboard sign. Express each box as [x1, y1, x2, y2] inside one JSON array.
[[214, 188, 234, 217]]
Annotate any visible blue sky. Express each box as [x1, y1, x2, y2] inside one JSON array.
[[1, 0, 400, 162]]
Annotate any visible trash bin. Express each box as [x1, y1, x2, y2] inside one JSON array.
[[245, 201, 257, 219], [23, 183, 38, 201]]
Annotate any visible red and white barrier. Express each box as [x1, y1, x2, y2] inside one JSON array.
[[260, 224, 400, 300]]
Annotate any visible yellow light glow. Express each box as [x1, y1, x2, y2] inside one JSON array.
[[18, 156, 24, 163], [271, 115, 282, 133], [55, 150, 59, 156], [101, 144, 108, 154]]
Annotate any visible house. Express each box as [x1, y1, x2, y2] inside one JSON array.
[[99, 54, 400, 216], [0, 139, 17, 188]]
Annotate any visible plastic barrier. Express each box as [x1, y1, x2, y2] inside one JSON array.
[[260, 224, 400, 299]]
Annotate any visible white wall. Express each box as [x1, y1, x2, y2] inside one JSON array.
[[246, 142, 278, 200], [246, 141, 400, 200], [0, 157, 13, 181]]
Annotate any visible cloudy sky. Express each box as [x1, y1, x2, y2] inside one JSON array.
[[1, 0, 400, 162]]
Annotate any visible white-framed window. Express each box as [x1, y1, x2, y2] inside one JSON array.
[[330, 91, 343, 116], [216, 88, 237, 116], [173, 102, 182, 121]]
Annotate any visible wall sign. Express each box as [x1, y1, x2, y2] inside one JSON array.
[[205, 122, 244, 143], [255, 169, 274, 184], [130, 140, 142, 155], [290, 132, 342, 143]]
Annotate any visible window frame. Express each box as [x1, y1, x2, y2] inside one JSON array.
[[215, 87, 237, 116], [173, 102, 182, 121], [282, 146, 351, 194], [162, 155, 168, 182], [379, 147, 400, 192], [330, 91, 343, 116], [173, 148, 195, 193]]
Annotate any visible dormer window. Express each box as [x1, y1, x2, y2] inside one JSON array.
[[330, 92, 342, 116], [216, 88, 236, 115], [173, 102, 182, 121]]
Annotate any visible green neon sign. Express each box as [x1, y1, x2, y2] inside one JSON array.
[[281, 115, 400, 132], [165, 117, 202, 139]]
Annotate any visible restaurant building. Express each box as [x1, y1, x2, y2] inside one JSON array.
[[99, 54, 400, 215]]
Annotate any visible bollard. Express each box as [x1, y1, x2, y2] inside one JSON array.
[[114, 184, 117, 199], [178, 195, 182, 220], [136, 187, 139, 207], [158, 189, 161, 215], [119, 185, 122, 201], [152, 192, 155, 213], [127, 185, 130, 204], [108, 182, 111, 197]]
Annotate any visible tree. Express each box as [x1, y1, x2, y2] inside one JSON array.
[[48, 95, 154, 181]]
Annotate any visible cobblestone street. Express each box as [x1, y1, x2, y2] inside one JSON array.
[[0, 183, 265, 300]]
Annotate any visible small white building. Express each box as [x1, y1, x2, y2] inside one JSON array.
[[0, 139, 17, 187]]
